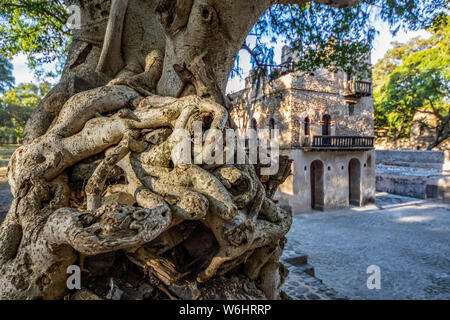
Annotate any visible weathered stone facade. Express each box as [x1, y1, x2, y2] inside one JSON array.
[[230, 48, 375, 213], [277, 149, 376, 213]]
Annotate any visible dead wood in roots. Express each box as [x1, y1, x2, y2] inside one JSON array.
[[1, 0, 357, 300]]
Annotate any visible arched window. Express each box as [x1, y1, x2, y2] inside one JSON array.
[[269, 118, 275, 130], [322, 114, 331, 136], [250, 118, 257, 130], [304, 116, 310, 136]]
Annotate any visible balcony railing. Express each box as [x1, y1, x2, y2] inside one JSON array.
[[343, 80, 372, 97], [303, 136, 374, 150]]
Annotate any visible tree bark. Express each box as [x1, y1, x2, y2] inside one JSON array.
[[1, 0, 356, 300]]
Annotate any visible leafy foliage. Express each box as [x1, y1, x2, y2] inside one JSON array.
[[0, 0, 69, 79], [1, 0, 448, 80], [0, 82, 51, 142], [0, 57, 14, 94], [374, 14, 449, 149], [243, 0, 448, 78]]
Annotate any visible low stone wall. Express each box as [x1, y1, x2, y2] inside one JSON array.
[[375, 150, 450, 202], [376, 150, 449, 172], [375, 137, 450, 151], [376, 174, 428, 200]]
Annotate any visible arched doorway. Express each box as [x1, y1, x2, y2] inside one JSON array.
[[348, 158, 361, 206], [310, 160, 324, 210], [322, 114, 331, 136]]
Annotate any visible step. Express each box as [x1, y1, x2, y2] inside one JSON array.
[[283, 255, 308, 267], [296, 263, 315, 277]]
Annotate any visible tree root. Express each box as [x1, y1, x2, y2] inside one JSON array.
[[2, 88, 292, 300]]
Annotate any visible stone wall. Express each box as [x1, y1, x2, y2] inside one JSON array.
[[375, 111, 450, 151], [376, 150, 450, 172], [289, 72, 374, 138], [375, 150, 450, 202], [230, 71, 374, 149], [410, 110, 449, 151], [375, 138, 412, 151], [276, 149, 376, 213], [230, 79, 293, 148], [375, 137, 450, 151]]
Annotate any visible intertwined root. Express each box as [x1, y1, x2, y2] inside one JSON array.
[[2, 88, 292, 300], [44, 203, 171, 256]]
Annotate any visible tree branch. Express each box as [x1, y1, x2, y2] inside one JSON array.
[[96, 0, 129, 77], [240, 43, 279, 68]]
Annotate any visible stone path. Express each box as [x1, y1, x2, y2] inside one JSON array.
[[0, 187, 12, 224], [0, 167, 12, 224], [283, 192, 450, 300], [281, 246, 346, 300]]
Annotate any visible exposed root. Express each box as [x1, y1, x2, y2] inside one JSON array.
[[2, 88, 291, 300]]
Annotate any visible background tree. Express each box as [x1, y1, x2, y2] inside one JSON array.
[[0, 0, 448, 300], [0, 0, 69, 79], [0, 56, 15, 143], [374, 14, 449, 149], [0, 57, 14, 94], [0, 82, 51, 143], [1, 0, 447, 80]]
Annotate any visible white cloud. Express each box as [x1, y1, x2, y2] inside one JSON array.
[[11, 54, 59, 85], [12, 54, 34, 85], [372, 25, 430, 63]]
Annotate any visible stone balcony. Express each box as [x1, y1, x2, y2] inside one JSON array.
[[343, 80, 372, 103], [302, 135, 374, 151]]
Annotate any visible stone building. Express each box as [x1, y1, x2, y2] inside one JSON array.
[[229, 46, 376, 213]]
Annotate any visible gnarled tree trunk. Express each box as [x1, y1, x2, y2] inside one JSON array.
[[0, 0, 354, 300]]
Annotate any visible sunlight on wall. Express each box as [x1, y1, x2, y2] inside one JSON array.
[[279, 73, 294, 89]]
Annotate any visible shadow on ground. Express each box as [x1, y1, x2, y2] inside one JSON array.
[[284, 193, 450, 300]]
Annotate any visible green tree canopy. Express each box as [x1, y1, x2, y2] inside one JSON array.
[[1, 0, 447, 79], [0, 56, 14, 94], [0, 82, 51, 142], [374, 14, 449, 149], [0, 0, 69, 79]]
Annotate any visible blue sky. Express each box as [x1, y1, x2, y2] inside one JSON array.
[[11, 20, 429, 93], [225, 22, 430, 93]]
